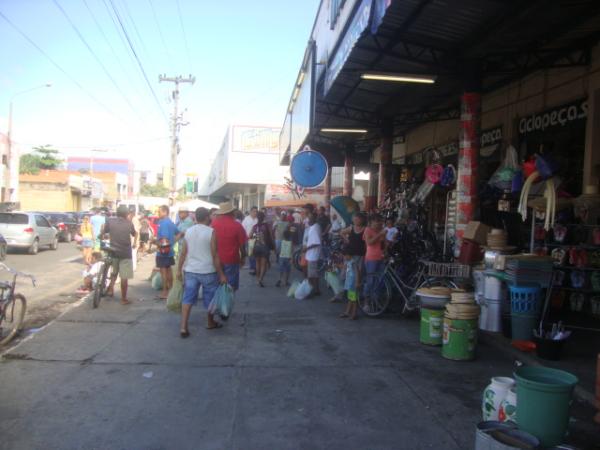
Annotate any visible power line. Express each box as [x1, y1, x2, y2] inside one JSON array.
[[82, 0, 144, 100], [13, 136, 170, 149], [148, 0, 174, 66], [118, 0, 149, 57], [174, 0, 192, 72], [51, 0, 144, 122], [106, 0, 167, 121], [0, 9, 123, 122]]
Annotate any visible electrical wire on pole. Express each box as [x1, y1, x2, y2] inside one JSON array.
[[159, 75, 195, 193], [148, 0, 174, 67], [174, 0, 193, 72], [107, 0, 167, 122], [82, 0, 145, 102], [52, 0, 145, 123], [0, 10, 123, 122]]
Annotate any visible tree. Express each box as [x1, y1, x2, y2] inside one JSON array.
[[140, 183, 169, 197], [19, 145, 63, 174]]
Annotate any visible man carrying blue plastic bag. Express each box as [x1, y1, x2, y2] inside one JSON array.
[[177, 208, 227, 337]]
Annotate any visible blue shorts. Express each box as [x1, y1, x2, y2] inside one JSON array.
[[223, 264, 240, 291], [279, 257, 291, 273], [182, 271, 219, 309], [82, 238, 94, 248]]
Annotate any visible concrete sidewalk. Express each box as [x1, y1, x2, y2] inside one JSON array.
[[0, 255, 597, 449]]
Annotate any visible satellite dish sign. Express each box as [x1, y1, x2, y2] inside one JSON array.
[[290, 145, 328, 188]]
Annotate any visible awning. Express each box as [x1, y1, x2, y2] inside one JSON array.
[[306, 0, 600, 152]]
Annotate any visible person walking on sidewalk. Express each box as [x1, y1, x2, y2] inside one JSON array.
[[90, 208, 105, 250], [250, 211, 274, 287], [211, 202, 247, 291], [79, 215, 94, 264], [363, 213, 387, 302], [155, 205, 179, 300], [304, 211, 322, 297], [178, 207, 227, 336], [242, 206, 258, 275], [103, 205, 137, 305], [275, 228, 293, 287], [272, 211, 289, 263]]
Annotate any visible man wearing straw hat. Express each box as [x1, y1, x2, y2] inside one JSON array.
[[211, 201, 248, 291]]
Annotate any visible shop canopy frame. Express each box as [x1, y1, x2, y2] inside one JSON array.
[[311, 0, 600, 152]]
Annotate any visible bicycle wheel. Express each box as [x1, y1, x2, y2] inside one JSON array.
[[359, 274, 392, 317], [0, 294, 27, 346], [292, 248, 303, 272], [92, 264, 108, 309]]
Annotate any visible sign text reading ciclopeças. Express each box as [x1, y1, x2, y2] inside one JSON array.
[[518, 98, 587, 135]]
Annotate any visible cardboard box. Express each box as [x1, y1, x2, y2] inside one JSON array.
[[464, 221, 490, 245]]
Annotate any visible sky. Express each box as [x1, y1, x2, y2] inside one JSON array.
[[0, 0, 320, 185]]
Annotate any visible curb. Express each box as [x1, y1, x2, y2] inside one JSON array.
[[479, 331, 597, 408]]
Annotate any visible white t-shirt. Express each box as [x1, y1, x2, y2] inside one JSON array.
[[242, 216, 258, 237], [385, 226, 398, 242], [83, 261, 103, 278], [305, 223, 322, 262], [183, 224, 216, 274]]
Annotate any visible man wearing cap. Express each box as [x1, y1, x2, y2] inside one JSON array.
[[103, 205, 137, 305], [211, 201, 247, 291]]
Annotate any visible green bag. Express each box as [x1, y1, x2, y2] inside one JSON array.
[[166, 275, 182, 312], [325, 270, 343, 295]]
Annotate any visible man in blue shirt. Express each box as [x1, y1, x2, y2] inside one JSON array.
[[155, 205, 179, 300], [90, 208, 106, 250]]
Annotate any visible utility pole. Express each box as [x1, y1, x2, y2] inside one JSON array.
[[158, 74, 195, 194]]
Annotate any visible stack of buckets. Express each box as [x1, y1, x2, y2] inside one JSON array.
[[417, 287, 451, 346], [443, 291, 481, 360], [509, 285, 541, 340]]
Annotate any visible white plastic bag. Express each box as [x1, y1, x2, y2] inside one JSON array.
[[294, 279, 312, 300], [287, 280, 300, 298]]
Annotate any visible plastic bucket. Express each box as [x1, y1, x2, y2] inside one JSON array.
[[534, 337, 566, 361], [514, 366, 578, 447], [479, 298, 502, 332], [420, 308, 444, 346], [510, 314, 537, 341], [442, 317, 478, 360]]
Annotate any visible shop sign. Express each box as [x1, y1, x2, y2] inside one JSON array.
[[518, 98, 588, 135], [324, 0, 372, 95], [232, 126, 279, 154], [480, 126, 503, 158], [371, 0, 392, 33]]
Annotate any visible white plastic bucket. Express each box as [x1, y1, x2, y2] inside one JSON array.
[[479, 298, 502, 332], [484, 275, 505, 301]]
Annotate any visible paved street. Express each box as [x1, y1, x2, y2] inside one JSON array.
[[1, 243, 84, 329], [1, 255, 597, 450]]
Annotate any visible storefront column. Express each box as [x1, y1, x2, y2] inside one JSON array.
[[456, 91, 481, 246], [584, 87, 600, 189], [377, 119, 393, 207], [323, 167, 332, 210], [343, 151, 353, 197]]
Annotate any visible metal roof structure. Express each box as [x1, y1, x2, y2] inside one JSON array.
[[309, 0, 600, 155]]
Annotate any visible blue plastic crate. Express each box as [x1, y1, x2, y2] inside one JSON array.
[[509, 285, 541, 315]]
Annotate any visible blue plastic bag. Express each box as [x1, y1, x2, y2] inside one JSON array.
[[209, 284, 234, 320]]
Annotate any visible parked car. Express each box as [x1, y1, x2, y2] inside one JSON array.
[[0, 234, 6, 260], [0, 212, 58, 254], [40, 212, 79, 242]]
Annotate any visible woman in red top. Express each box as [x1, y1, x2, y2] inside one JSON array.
[[363, 213, 387, 299]]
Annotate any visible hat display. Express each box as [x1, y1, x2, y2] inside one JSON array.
[[214, 201, 237, 215]]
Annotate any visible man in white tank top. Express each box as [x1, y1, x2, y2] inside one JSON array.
[[177, 208, 227, 337]]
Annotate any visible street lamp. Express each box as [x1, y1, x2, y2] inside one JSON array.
[[6, 83, 52, 202]]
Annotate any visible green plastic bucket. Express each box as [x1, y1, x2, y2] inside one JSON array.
[[442, 317, 477, 360], [420, 308, 444, 346], [514, 366, 578, 447]]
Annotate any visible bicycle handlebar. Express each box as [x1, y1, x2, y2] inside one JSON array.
[[0, 262, 36, 287]]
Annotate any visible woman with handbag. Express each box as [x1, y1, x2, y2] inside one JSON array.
[[250, 211, 274, 287]]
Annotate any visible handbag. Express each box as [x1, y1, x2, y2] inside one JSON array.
[[248, 238, 256, 255]]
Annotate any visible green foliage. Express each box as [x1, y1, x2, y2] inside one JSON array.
[[19, 145, 63, 174], [140, 183, 170, 197]]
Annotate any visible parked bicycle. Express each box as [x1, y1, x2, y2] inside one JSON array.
[[292, 235, 344, 274], [92, 240, 115, 309], [0, 262, 35, 345], [360, 259, 468, 317]]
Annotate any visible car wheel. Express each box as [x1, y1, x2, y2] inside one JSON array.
[[0, 244, 6, 261], [50, 237, 58, 250], [28, 239, 39, 255]]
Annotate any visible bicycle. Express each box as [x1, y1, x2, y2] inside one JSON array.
[[360, 259, 468, 317], [92, 240, 115, 309], [292, 235, 344, 274], [0, 262, 36, 345]]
